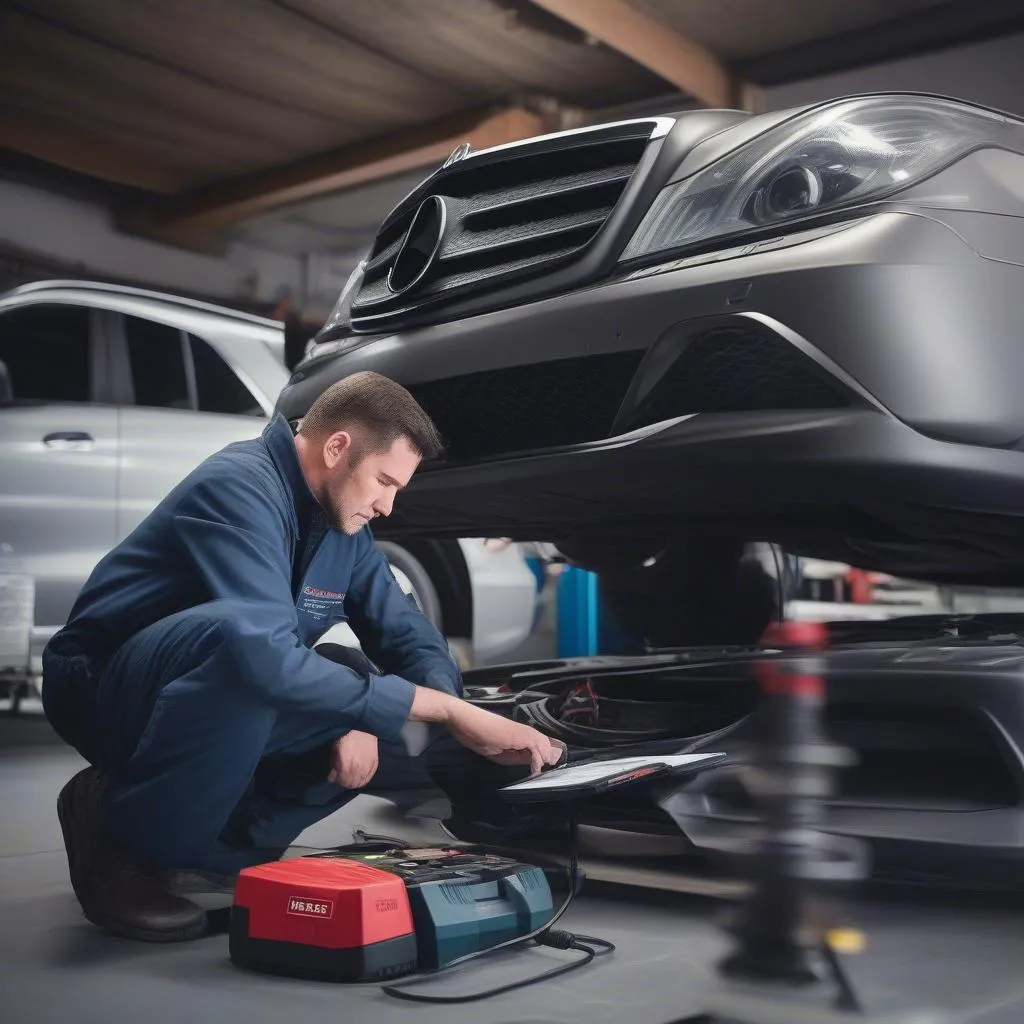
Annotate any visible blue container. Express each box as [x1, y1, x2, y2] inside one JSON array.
[[556, 566, 646, 657], [556, 566, 601, 657], [409, 867, 554, 969]]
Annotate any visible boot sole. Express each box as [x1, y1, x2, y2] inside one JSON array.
[[90, 915, 208, 944], [57, 774, 207, 944], [56, 777, 85, 905]]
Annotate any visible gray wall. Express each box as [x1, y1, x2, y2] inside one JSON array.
[[763, 32, 1024, 116], [0, 179, 304, 306]]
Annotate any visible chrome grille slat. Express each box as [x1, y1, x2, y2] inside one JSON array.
[[462, 164, 637, 217], [440, 208, 612, 261], [355, 243, 586, 307], [423, 244, 586, 292]]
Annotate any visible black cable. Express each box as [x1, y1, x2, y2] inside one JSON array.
[[381, 805, 615, 1003], [769, 543, 786, 622], [383, 939, 598, 1005], [268, 828, 412, 857], [570, 933, 616, 953], [349, 829, 411, 849]]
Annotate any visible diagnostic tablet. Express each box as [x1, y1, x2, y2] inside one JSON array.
[[499, 752, 728, 802]]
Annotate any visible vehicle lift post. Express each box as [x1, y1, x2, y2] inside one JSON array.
[[671, 620, 945, 1024]]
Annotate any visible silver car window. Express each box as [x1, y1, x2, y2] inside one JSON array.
[[124, 316, 190, 411], [0, 305, 92, 404], [187, 334, 264, 418], [122, 314, 264, 418]]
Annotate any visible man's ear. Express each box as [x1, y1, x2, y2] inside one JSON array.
[[323, 430, 353, 469]]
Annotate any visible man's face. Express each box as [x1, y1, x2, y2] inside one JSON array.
[[321, 434, 421, 535]]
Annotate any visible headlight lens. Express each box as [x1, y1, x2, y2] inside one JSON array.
[[622, 95, 1022, 261]]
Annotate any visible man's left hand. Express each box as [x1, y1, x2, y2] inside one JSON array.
[[328, 730, 379, 789]]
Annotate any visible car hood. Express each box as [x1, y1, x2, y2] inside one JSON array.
[[462, 613, 1024, 759], [464, 611, 1024, 690]]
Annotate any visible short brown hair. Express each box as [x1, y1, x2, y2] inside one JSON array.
[[298, 371, 443, 460]]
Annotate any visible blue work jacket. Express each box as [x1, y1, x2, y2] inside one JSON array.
[[52, 414, 461, 740]]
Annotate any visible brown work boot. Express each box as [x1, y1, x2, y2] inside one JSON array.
[[56, 767, 207, 942]]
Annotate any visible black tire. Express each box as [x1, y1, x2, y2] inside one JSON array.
[[376, 541, 444, 629]]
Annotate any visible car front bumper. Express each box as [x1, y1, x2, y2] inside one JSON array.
[[278, 209, 1024, 581]]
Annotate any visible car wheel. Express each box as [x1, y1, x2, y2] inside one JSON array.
[[377, 541, 444, 630]]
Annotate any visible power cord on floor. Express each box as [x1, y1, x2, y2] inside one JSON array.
[[380, 806, 616, 1003]]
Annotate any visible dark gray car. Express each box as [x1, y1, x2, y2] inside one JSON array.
[[280, 92, 1024, 593], [275, 92, 1024, 889]]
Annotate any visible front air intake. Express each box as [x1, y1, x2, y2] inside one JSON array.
[[409, 350, 645, 462], [626, 325, 851, 429]]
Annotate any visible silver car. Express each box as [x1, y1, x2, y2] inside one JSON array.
[[0, 280, 537, 703]]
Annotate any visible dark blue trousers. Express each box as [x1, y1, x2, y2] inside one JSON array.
[[44, 600, 520, 875]]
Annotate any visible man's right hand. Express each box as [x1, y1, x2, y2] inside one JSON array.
[[446, 703, 564, 775], [410, 687, 564, 775]]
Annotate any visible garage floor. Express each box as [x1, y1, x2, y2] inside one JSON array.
[[4, 710, 1024, 1024]]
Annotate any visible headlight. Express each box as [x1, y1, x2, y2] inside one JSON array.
[[622, 94, 1022, 261]]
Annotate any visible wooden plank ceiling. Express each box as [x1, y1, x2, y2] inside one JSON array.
[[0, 0, 1019, 254]]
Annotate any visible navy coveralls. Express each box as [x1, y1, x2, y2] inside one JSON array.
[[42, 415, 466, 873]]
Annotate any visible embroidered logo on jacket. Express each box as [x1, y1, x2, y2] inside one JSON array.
[[302, 586, 346, 600], [298, 584, 347, 624]]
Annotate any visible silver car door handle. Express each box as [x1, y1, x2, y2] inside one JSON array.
[[43, 431, 94, 451]]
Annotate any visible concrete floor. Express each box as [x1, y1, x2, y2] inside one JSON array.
[[3, 709, 1024, 1024]]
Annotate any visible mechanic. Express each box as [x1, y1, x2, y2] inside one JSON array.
[[42, 371, 563, 944]]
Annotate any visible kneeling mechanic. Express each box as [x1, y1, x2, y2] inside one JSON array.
[[42, 371, 563, 942]]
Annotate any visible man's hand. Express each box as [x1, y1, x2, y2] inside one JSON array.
[[445, 702, 564, 776], [408, 686, 564, 774], [328, 730, 379, 789]]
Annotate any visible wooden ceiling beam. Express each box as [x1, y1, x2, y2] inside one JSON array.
[[0, 107, 185, 194], [129, 106, 550, 245], [525, 0, 746, 110]]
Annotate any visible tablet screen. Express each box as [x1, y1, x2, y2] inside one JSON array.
[[500, 752, 727, 794]]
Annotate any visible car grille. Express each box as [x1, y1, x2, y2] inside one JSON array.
[[625, 325, 851, 429], [410, 351, 645, 461], [351, 121, 658, 327]]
